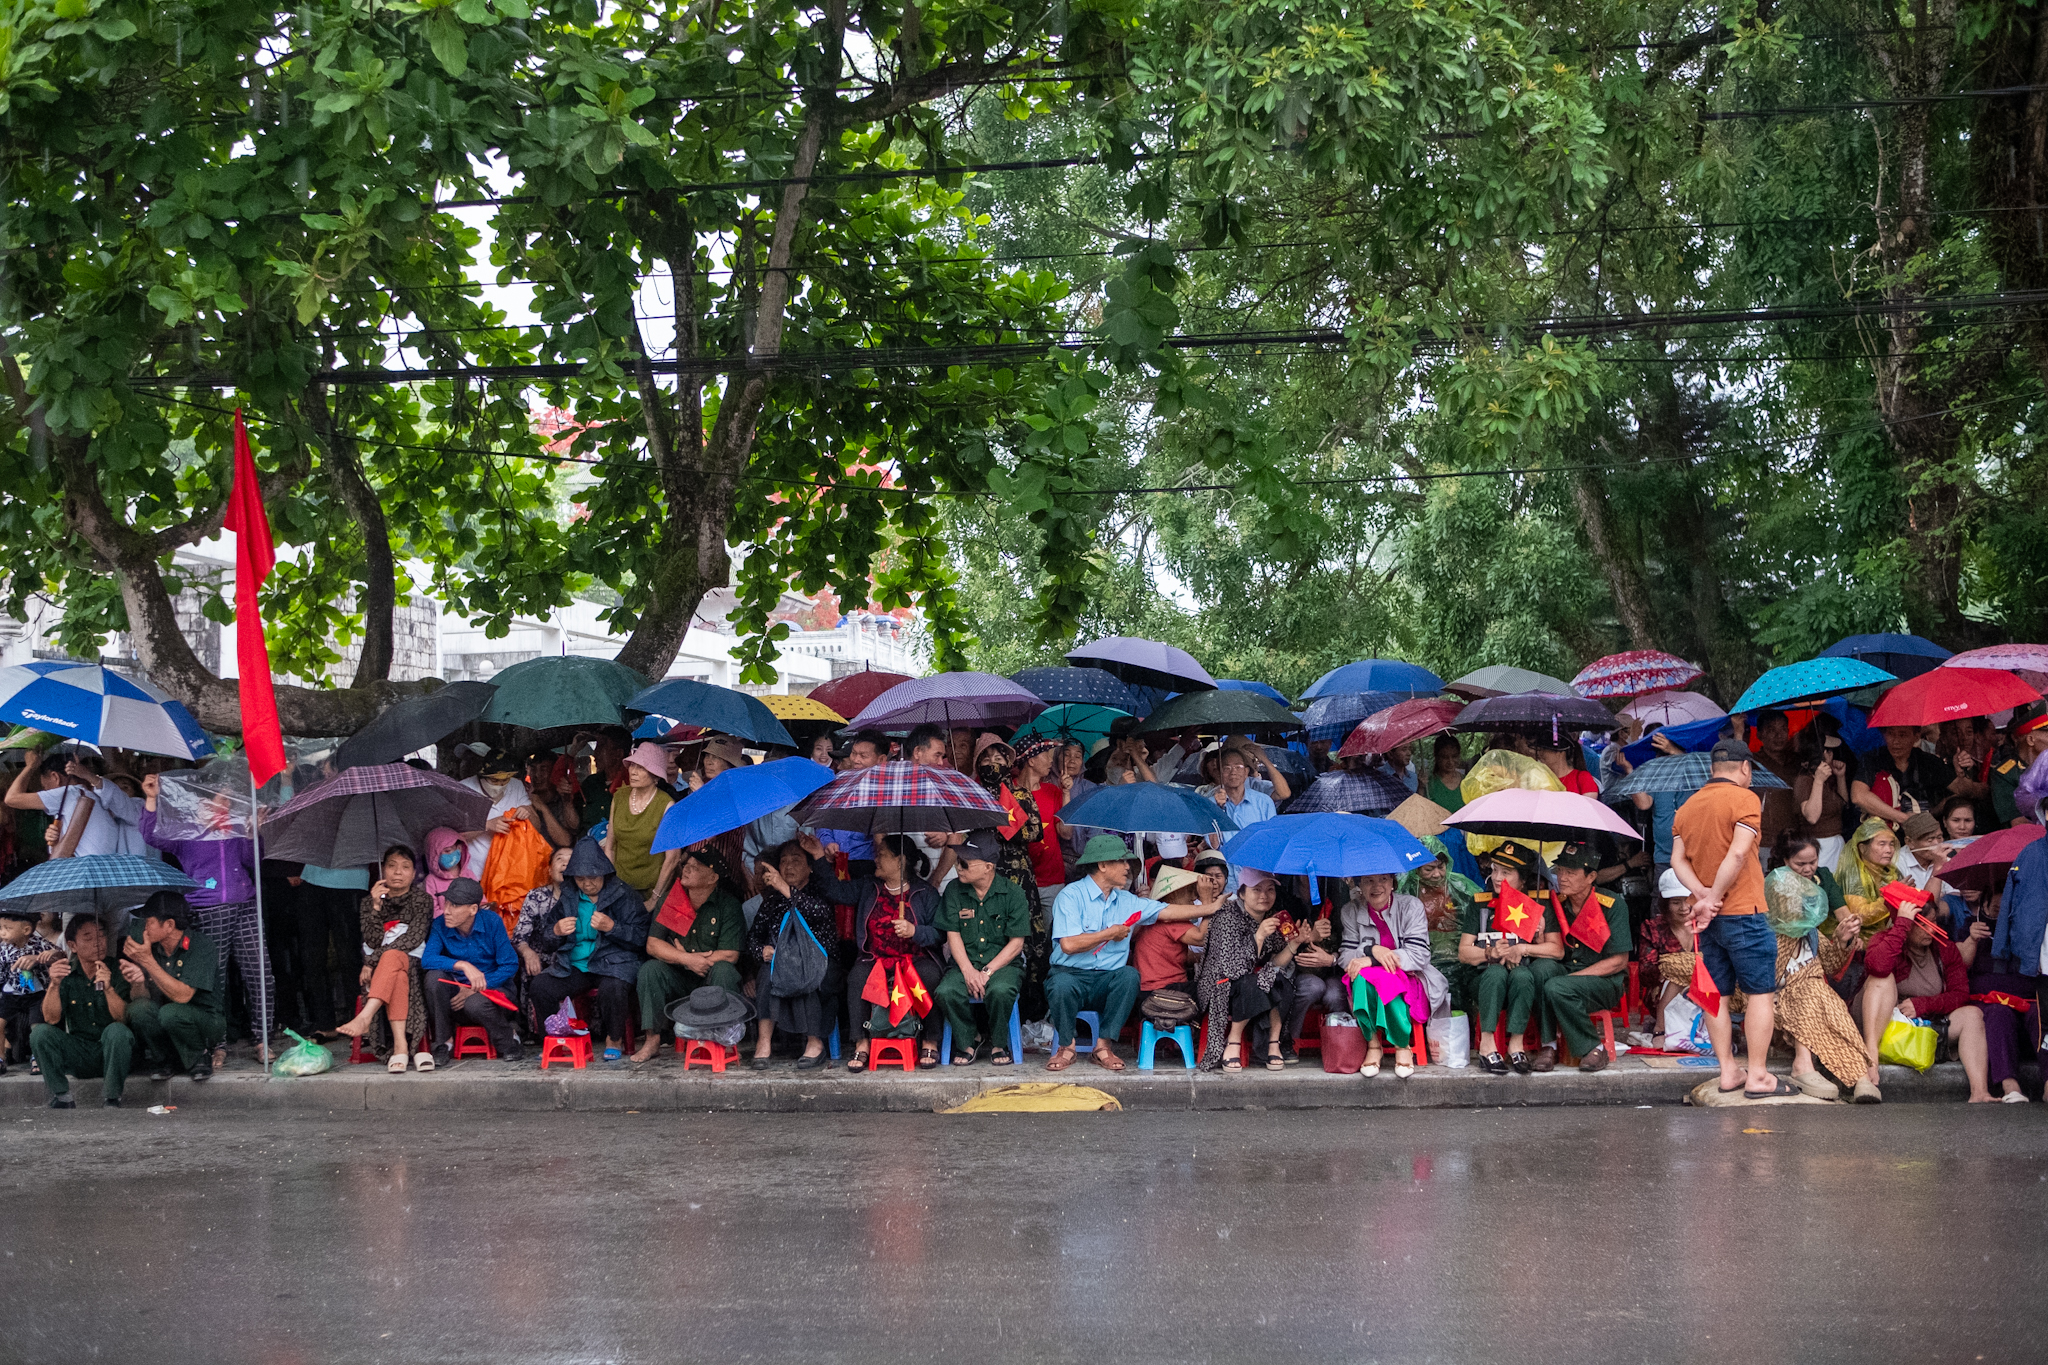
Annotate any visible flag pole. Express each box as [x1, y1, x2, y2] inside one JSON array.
[[251, 764, 272, 1075]]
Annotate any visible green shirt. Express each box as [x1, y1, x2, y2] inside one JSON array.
[[1554, 891, 1633, 972], [52, 958, 130, 1041], [1426, 776, 1465, 812], [935, 876, 1033, 970], [1992, 754, 2026, 827], [152, 927, 221, 1024], [649, 886, 743, 956], [1458, 891, 1557, 941]]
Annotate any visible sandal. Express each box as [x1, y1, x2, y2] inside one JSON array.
[[387, 1053, 408, 1074], [1089, 1045, 1125, 1072], [1046, 1045, 1077, 1072], [951, 1051, 978, 1066], [1223, 1041, 1243, 1072], [413, 1051, 435, 1072], [918, 1046, 940, 1070], [989, 1049, 1014, 1067], [846, 1048, 869, 1073], [1265, 1042, 1285, 1072]]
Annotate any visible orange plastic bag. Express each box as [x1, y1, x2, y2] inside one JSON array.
[[481, 814, 553, 933]]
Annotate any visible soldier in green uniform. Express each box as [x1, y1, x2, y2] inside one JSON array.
[[1990, 706, 2047, 828], [1540, 841, 1634, 1073], [29, 915, 137, 1108], [1452, 841, 1564, 1075], [121, 891, 225, 1082], [631, 845, 745, 1062], [932, 832, 1033, 1065]]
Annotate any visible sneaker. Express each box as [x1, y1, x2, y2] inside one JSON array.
[[48, 1095, 75, 1109], [103, 1096, 122, 1108], [190, 1057, 213, 1083], [502, 1045, 525, 1064]]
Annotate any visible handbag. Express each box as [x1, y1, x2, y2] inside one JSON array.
[[1877, 1008, 1939, 1072], [1320, 1011, 1367, 1073], [481, 814, 554, 931], [1141, 988, 1200, 1025], [767, 909, 830, 998]]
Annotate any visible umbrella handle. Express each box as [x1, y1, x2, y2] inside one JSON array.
[[1307, 862, 1319, 906]]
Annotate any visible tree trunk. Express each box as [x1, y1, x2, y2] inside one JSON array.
[[1569, 463, 1660, 650], [1971, 1, 2048, 389], [307, 389, 396, 688]]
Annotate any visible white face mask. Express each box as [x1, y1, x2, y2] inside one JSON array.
[[480, 776, 510, 800]]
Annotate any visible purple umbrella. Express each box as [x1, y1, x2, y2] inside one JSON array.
[[1065, 636, 1217, 692], [847, 672, 1047, 731], [258, 763, 493, 867], [1444, 788, 1641, 842], [1452, 691, 1620, 738]]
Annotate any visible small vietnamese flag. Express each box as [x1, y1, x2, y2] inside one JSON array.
[[221, 410, 286, 787], [1090, 910, 1146, 953], [1491, 885, 1543, 939], [1687, 934, 1722, 1017], [887, 965, 913, 1029], [862, 963, 893, 1009], [1563, 893, 1611, 953], [902, 963, 933, 1019]]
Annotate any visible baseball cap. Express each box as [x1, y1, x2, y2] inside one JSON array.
[[1709, 738, 1753, 766]]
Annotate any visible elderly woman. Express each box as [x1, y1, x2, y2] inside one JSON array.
[[1454, 842, 1564, 1075], [1338, 871, 1446, 1078], [514, 844, 574, 1034], [1402, 835, 1480, 981], [800, 832, 945, 1071], [335, 845, 434, 1073], [525, 840, 650, 1062], [1835, 817, 1903, 940], [1196, 868, 1302, 1072], [603, 742, 681, 909], [748, 840, 844, 1071]]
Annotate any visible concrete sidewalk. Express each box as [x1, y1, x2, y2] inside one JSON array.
[[0, 1040, 1983, 1112]]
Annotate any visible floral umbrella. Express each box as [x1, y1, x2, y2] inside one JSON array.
[[1572, 650, 1704, 699]]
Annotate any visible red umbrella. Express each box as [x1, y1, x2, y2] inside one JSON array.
[[1938, 825, 2044, 890], [808, 669, 913, 720], [1571, 649, 1703, 699], [1338, 699, 1465, 758], [1865, 666, 2041, 728]]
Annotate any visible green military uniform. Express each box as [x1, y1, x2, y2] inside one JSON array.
[[29, 956, 135, 1101], [932, 875, 1033, 1058], [125, 927, 226, 1071], [636, 887, 745, 1035], [1541, 890, 1634, 1057], [1992, 751, 2028, 828], [1450, 891, 1561, 1048]]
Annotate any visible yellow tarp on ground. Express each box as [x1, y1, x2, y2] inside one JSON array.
[[941, 1083, 1122, 1113]]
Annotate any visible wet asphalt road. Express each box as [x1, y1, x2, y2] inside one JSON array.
[[1, 1104, 2040, 1364]]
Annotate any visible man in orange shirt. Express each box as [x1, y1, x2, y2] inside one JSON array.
[[1672, 739, 1789, 1099]]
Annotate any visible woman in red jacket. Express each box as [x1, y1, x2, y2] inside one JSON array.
[[1859, 885, 1993, 1102]]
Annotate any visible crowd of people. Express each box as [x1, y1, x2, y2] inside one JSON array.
[[3, 693, 2044, 1110]]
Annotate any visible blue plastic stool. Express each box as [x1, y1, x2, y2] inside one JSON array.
[[1072, 1010, 1101, 1053], [1137, 1020, 1196, 1071], [828, 1023, 840, 1061], [940, 1001, 1025, 1065]]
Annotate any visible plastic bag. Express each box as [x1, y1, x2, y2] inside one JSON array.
[[544, 994, 586, 1037], [1425, 1010, 1471, 1069], [1764, 867, 1829, 938], [1460, 750, 1565, 862], [1663, 991, 1712, 1053], [674, 1019, 748, 1047], [272, 1028, 334, 1077], [481, 813, 553, 931], [1878, 1009, 1938, 1072]]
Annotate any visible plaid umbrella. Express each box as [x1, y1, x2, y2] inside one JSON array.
[[793, 761, 1007, 835], [0, 854, 198, 918], [1604, 751, 1790, 799], [259, 763, 493, 866], [1571, 650, 1704, 699], [1286, 766, 1413, 814], [1302, 691, 1410, 743], [1451, 691, 1620, 738]]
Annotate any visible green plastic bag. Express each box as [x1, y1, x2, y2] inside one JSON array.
[[272, 1028, 335, 1077]]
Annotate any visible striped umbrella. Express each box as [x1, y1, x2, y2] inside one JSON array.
[[0, 854, 197, 918], [0, 661, 213, 759], [793, 760, 1007, 835], [257, 763, 493, 867], [1571, 650, 1703, 699]]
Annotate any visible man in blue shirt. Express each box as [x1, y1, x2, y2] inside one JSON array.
[[1212, 741, 1284, 829], [421, 878, 521, 1064], [1045, 836, 1216, 1073]]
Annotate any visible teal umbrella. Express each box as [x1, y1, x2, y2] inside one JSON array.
[[1013, 703, 1130, 751], [482, 656, 651, 730]]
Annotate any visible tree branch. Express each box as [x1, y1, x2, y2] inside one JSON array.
[[305, 387, 397, 687]]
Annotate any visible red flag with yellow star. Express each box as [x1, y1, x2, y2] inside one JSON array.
[[901, 963, 933, 1019], [887, 966, 913, 1028], [1561, 892, 1611, 954], [1687, 933, 1722, 1017], [1491, 884, 1544, 939]]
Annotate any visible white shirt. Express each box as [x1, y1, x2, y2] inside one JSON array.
[[459, 776, 531, 878], [38, 786, 124, 858]]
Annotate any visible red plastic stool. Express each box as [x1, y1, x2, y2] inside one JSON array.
[[541, 1033, 592, 1070], [680, 1039, 736, 1072], [451, 1025, 497, 1060], [1294, 1011, 1324, 1056], [347, 995, 381, 1065], [867, 1037, 918, 1072]]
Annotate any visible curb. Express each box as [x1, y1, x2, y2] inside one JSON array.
[[0, 1053, 1981, 1113]]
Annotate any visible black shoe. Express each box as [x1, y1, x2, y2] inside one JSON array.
[[748, 1056, 773, 1071], [1280, 1047, 1301, 1066], [0, 1056, 8, 1076], [190, 1057, 213, 1083], [150, 1064, 173, 1082], [794, 1052, 827, 1071], [1482, 1052, 1509, 1075], [48, 1095, 75, 1109], [502, 1045, 525, 1064], [1509, 1051, 1532, 1075], [104, 1096, 122, 1108]]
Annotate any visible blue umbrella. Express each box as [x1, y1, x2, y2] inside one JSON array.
[[1065, 637, 1216, 692], [1010, 666, 1142, 711], [1214, 679, 1290, 705], [1303, 690, 1410, 743], [1620, 713, 1732, 767], [626, 679, 796, 748], [1729, 658, 1897, 714], [0, 853, 198, 917], [1060, 782, 1241, 836], [651, 758, 836, 851], [632, 714, 679, 740], [1820, 633, 1951, 681], [0, 661, 213, 759], [1219, 813, 1433, 902], [1300, 660, 1445, 701]]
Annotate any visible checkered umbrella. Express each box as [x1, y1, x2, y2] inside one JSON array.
[[793, 761, 1007, 835], [0, 661, 214, 759], [1604, 751, 1790, 800], [258, 763, 493, 866], [0, 854, 197, 918], [1285, 766, 1413, 814], [1302, 691, 1411, 743]]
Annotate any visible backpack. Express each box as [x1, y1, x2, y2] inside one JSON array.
[[767, 909, 830, 998], [1141, 988, 1201, 1025]]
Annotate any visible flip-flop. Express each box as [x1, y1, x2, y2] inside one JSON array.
[[1744, 1077, 1793, 1100]]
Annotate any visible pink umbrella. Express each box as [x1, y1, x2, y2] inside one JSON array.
[[1618, 690, 1726, 728], [1939, 824, 2043, 891], [1942, 645, 2048, 693], [1444, 788, 1641, 842], [1337, 698, 1465, 758], [1572, 650, 1704, 699]]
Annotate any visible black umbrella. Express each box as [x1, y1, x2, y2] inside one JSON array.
[[259, 763, 493, 866], [1136, 689, 1305, 738], [335, 682, 499, 770], [1451, 690, 1619, 739]]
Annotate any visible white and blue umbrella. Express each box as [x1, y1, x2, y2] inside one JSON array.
[[0, 662, 213, 759]]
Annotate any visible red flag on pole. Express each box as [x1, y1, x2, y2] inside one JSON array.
[[1686, 933, 1723, 1017], [887, 966, 912, 1028], [222, 410, 286, 786]]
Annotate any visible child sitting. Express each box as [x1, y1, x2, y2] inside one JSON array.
[[0, 910, 62, 1072]]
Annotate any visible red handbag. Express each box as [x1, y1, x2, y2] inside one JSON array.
[[1320, 1018, 1366, 1074]]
